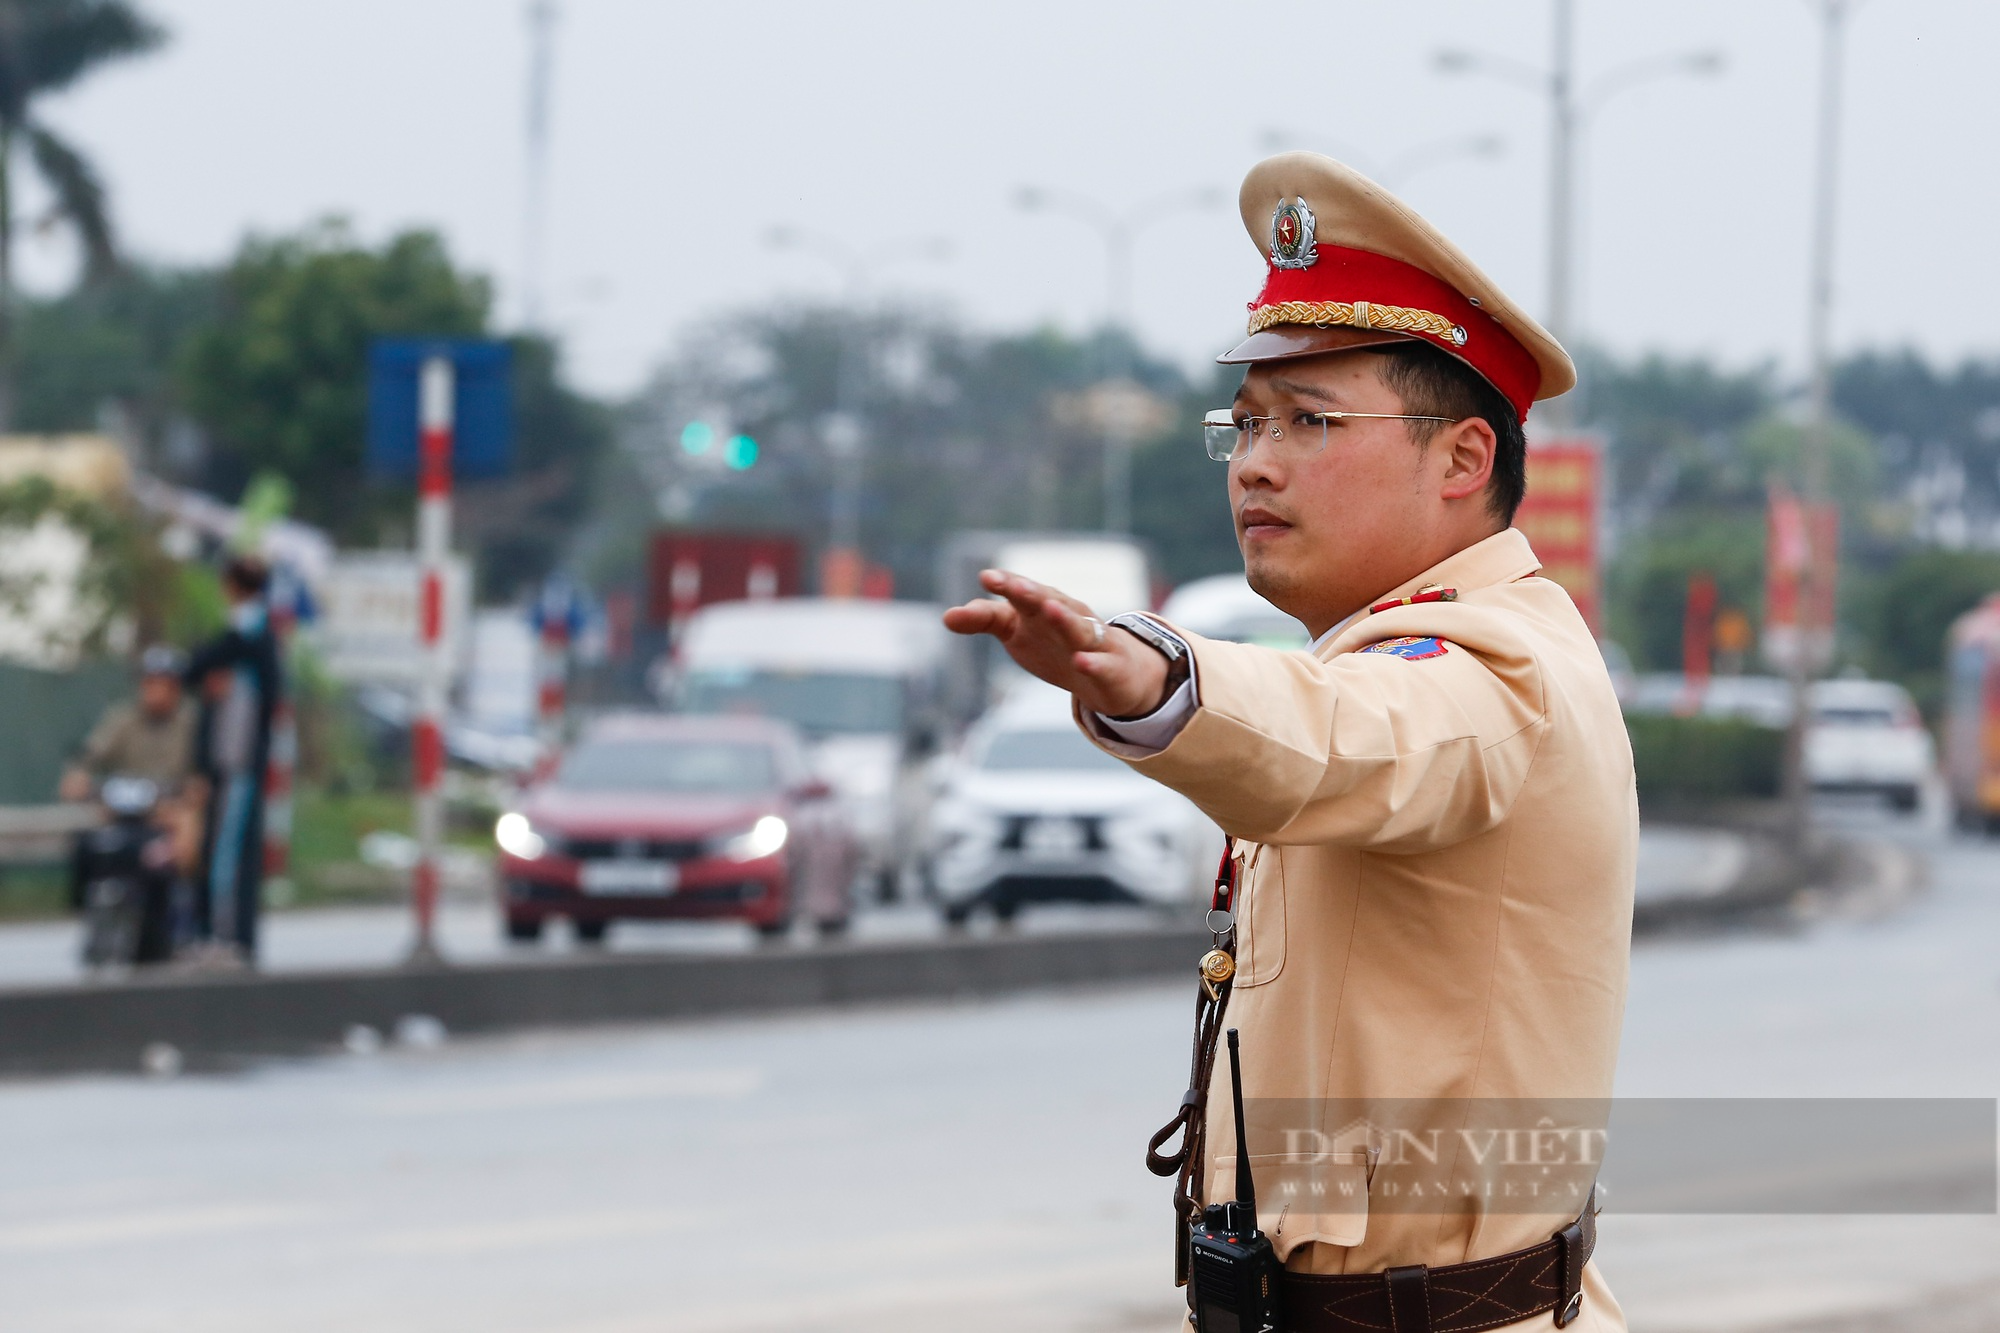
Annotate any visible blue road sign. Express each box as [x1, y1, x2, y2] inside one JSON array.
[[367, 338, 514, 479]]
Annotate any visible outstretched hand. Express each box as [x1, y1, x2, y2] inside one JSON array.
[[941, 569, 1171, 719]]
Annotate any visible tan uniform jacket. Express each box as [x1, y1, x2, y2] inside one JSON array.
[[1085, 529, 1635, 1331]]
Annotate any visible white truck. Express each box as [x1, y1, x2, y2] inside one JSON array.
[[658, 598, 948, 898], [936, 531, 1154, 727]]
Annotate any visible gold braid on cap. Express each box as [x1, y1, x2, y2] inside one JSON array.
[[1248, 299, 1468, 347]]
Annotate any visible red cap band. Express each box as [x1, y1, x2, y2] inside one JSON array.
[[1250, 246, 1542, 422]]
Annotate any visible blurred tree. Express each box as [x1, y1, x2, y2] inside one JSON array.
[[456, 333, 613, 600], [1573, 348, 1774, 527], [1834, 351, 2000, 546], [622, 307, 1188, 598], [175, 221, 608, 598], [177, 221, 489, 536], [1130, 363, 1243, 586], [11, 263, 217, 460], [1853, 547, 2000, 717], [1603, 509, 1765, 672], [0, 0, 165, 428]]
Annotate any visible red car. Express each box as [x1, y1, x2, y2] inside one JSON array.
[[495, 713, 857, 943]]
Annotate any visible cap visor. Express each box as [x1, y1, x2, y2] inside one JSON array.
[[1217, 324, 1417, 365]]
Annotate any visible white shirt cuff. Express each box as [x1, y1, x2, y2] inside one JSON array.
[[1093, 676, 1197, 752]]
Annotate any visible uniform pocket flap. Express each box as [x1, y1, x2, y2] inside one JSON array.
[[1211, 1149, 1370, 1260]]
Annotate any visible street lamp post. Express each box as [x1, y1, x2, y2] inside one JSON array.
[[521, 0, 558, 332], [1013, 185, 1223, 532], [1781, 0, 1856, 852], [767, 229, 947, 595], [1437, 8, 1724, 378]]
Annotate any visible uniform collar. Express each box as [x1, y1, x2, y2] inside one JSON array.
[[1318, 527, 1542, 656], [1379, 526, 1542, 605]]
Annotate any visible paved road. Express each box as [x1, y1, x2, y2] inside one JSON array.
[[2, 798, 1995, 1331]]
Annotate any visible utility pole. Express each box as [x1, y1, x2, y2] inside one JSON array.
[[766, 229, 947, 594], [1012, 185, 1222, 532], [1782, 0, 1854, 853], [1437, 5, 1722, 406], [1545, 0, 1577, 353], [522, 0, 557, 331]]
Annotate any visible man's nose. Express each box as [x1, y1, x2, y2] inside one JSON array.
[[1231, 436, 1286, 491]]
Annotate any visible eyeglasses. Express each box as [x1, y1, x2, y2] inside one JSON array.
[[1202, 408, 1456, 462]]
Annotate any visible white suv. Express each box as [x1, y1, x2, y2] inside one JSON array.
[[920, 684, 1219, 926], [1806, 678, 1935, 811]]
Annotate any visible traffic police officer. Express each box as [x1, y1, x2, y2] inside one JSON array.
[[945, 153, 1634, 1331]]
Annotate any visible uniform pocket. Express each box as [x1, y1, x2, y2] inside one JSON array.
[[1210, 1150, 1370, 1260], [1232, 843, 1286, 987]]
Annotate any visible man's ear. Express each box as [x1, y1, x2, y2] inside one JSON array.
[[1436, 416, 1497, 502]]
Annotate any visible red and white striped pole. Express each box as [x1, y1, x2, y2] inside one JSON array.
[[535, 587, 571, 766], [410, 353, 454, 964]]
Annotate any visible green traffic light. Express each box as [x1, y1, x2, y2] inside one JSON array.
[[680, 421, 715, 455], [724, 434, 759, 470]]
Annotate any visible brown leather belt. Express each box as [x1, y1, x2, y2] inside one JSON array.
[[1279, 1192, 1597, 1333]]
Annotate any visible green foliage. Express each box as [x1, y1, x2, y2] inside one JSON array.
[[1576, 350, 1775, 516], [11, 263, 218, 442], [458, 333, 614, 600], [0, 1, 169, 425], [626, 309, 1193, 597], [1835, 351, 2000, 513], [0, 865, 68, 919], [0, 1, 165, 115], [176, 221, 489, 539], [1853, 547, 2000, 717], [161, 560, 225, 645], [1605, 510, 1766, 671], [1131, 364, 1244, 585], [0, 475, 140, 655], [1626, 714, 1783, 802]]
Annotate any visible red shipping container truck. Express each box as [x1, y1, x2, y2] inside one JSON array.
[[647, 532, 802, 628]]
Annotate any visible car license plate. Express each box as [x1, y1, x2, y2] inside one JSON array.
[[580, 860, 678, 895], [1022, 817, 1084, 858]]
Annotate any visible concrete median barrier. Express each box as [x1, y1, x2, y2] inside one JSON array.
[[0, 925, 1212, 1076]]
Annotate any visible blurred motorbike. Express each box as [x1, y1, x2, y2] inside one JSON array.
[[73, 776, 180, 967]]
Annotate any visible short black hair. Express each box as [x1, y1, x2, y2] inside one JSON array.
[[222, 555, 270, 597], [1373, 340, 1527, 524]]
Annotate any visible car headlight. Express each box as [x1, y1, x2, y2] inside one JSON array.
[[714, 814, 788, 862], [495, 812, 548, 860]]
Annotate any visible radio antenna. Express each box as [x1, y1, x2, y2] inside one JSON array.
[[1226, 1028, 1255, 1213]]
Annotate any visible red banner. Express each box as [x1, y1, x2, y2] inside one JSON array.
[[1763, 488, 1838, 671], [1514, 440, 1601, 633]]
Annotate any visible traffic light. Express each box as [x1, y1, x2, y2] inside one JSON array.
[[680, 421, 715, 456], [723, 434, 759, 470]]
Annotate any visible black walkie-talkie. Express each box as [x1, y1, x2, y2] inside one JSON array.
[[1188, 1029, 1283, 1333]]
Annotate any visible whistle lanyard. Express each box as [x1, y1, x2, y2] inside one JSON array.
[[1146, 836, 1240, 1286]]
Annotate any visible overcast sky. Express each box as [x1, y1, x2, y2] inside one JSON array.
[[17, 0, 1991, 397]]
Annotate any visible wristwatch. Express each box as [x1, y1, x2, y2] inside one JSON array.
[[1107, 612, 1192, 704]]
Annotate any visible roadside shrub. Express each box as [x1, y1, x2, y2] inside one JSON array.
[[1626, 714, 1783, 802]]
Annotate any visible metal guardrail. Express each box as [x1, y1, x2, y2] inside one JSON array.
[[0, 803, 98, 864]]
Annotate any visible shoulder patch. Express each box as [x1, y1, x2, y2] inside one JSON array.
[[1356, 635, 1449, 661]]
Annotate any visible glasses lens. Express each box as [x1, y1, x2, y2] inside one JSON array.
[[1203, 412, 1244, 462]]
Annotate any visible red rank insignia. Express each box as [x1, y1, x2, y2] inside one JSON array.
[[1369, 586, 1458, 615]]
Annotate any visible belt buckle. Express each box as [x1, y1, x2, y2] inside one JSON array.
[[1556, 1291, 1583, 1327]]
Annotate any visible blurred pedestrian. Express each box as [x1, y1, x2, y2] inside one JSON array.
[[186, 555, 282, 964], [947, 155, 1634, 1331]]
